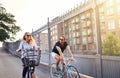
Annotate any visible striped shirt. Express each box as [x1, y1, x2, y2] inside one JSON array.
[[18, 41, 37, 58]]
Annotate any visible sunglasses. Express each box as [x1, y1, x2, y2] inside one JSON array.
[[26, 35, 31, 37], [60, 38, 64, 41]]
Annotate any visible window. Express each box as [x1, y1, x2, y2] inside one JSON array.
[[71, 19, 75, 24], [69, 34, 72, 39], [88, 29, 92, 35], [73, 32, 76, 37], [87, 21, 91, 26], [108, 20, 115, 29], [80, 15, 85, 20], [100, 22, 105, 30], [76, 32, 80, 37], [69, 27, 72, 32], [107, 8, 114, 15], [73, 38, 76, 45], [82, 30, 87, 36], [72, 26, 76, 30], [88, 37, 92, 43], [76, 38, 80, 44], [99, 7, 104, 13], [55, 35, 57, 40], [82, 21, 86, 28], [76, 18, 79, 22], [118, 19, 120, 27], [83, 37, 87, 44], [117, 5, 120, 15], [106, 0, 113, 7], [76, 25, 79, 30], [86, 13, 90, 18], [70, 41, 72, 45], [100, 16, 104, 20], [64, 24, 67, 27], [55, 25, 57, 29]]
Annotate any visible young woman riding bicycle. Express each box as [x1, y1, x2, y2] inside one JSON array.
[[16, 32, 37, 78]]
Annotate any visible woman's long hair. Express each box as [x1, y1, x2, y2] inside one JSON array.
[[22, 32, 35, 46]]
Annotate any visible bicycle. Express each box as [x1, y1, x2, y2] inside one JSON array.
[[51, 58, 80, 78], [23, 49, 41, 78]]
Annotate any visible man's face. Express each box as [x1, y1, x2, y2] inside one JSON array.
[[59, 37, 65, 44]]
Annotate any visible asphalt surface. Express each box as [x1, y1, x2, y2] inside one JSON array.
[[0, 47, 51, 78]]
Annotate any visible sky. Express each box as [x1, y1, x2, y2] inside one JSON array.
[[0, 0, 83, 40]]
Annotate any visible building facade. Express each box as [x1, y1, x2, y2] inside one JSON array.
[[33, 0, 120, 54]]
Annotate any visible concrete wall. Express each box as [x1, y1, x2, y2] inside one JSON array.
[[3, 40, 21, 57]]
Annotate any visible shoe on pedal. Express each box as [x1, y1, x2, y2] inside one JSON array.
[[54, 70, 60, 76]]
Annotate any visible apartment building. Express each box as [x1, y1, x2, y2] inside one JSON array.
[[50, 0, 120, 54], [33, 33, 48, 52], [33, 0, 120, 54]]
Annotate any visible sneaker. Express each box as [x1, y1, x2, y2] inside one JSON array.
[[54, 70, 59, 74], [53, 70, 60, 76]]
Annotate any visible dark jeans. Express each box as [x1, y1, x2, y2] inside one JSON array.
[[21, 58, 35, 78]]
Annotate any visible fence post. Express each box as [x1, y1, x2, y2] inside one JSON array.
[[47, 17, 52, 78], [92, 0, 103, 78]]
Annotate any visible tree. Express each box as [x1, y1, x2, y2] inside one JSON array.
[[102, 32, 120, 56], [0, 5, 21, 42]]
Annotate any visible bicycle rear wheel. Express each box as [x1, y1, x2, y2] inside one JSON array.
[[51, 63, 61, 78], [66, 66, 80, 78]]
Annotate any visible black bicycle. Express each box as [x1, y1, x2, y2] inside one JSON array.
[[23, 49, 41, 78]]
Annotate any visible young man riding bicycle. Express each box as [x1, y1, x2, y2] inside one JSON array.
[[51, 35, 75, 72]]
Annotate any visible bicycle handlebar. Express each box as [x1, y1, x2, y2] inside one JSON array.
[[63, 58, 78, 64]]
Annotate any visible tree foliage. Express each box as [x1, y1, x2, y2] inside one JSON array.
[[102, 32, 120, 56], [0, 5, 21, 42]]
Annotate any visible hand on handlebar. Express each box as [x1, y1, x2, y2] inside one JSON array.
[[70, 56, 75, 61], [16, 49, 21, 52], [64, 57, 75, 62]]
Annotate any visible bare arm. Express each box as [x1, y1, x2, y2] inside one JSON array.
[[56, 46, 64, 57], [16, 41, 23, 52], [16, 49, 21, 52], [66, 45, 73, 57], [66, 45, 74, 60]]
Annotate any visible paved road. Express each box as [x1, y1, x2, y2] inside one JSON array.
[[0, 47, 50, 78]]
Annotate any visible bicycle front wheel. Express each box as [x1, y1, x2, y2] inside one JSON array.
[[26, 71, 32, 78], [51, 63, 60, 78], [66, 66, 80, 78]]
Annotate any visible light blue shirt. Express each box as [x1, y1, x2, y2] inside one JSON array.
[[18, 41, 37, 58]]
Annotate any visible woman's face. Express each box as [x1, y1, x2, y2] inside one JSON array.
[[25, 33, 31, 42]]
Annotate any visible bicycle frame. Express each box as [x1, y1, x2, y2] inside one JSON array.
[[58, 60, 73, 77], [51, 58, 80, 78]]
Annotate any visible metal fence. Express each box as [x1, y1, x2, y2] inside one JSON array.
[[3, 41, 120, 78]]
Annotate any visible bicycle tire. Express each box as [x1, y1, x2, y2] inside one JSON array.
[[65, 66, 80, 78], [51, 63, 60, 78], [26, 68, 32, 78]]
